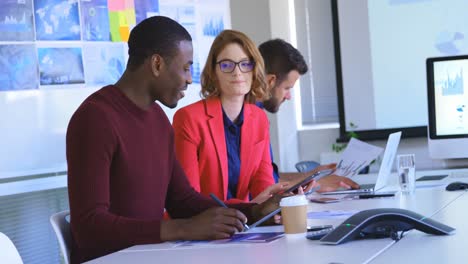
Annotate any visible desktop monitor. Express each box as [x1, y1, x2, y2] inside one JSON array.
[[426, 55, 468, 159]]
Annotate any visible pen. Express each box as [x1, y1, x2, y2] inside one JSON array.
[[209, 193, 250, 231], [358, 193, 394, 199]]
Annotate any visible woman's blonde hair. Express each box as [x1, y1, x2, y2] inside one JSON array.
[[200, 30, 268, 103]]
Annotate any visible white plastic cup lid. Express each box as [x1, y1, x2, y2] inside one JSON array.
[[280, 194, 308, 207]]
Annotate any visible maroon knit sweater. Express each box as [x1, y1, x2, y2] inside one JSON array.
[[66, 86, 252, 263]]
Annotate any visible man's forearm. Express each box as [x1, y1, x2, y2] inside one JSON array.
[[160, 219, 189, 241]]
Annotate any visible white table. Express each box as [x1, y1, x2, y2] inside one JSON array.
[[371, 190, 468, 264], [86, 169, 468, 264]]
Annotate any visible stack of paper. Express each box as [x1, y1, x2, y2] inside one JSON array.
[[334, 138, 383, 178]]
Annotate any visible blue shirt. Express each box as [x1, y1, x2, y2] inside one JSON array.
[[255, 102, 280, 183], [222, 106, 244, 199]]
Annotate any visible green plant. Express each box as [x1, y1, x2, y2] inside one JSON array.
[[331, 122, 377, 174], [332, 122, 359, 153]]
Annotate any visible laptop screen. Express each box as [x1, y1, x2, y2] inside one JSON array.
[[374, 131, 402, 191]]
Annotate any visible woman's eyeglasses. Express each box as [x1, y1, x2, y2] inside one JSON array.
[[216, 59, 255, 73]]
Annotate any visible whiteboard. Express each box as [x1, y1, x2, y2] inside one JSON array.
[[336, 0, 468, 132], [0, 88, 94, 178], [0, 84, 204, 179], [0, 0, 230, 179]]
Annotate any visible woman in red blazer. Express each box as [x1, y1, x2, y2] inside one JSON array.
[[173, 30, 285, 204]]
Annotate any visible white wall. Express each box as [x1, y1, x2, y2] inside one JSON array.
[[229, 0, 271, 45], [231, 0, 300, 172]]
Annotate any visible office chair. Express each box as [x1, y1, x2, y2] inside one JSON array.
[[50, 210, 71, 264], [0, 232, 23, 264], [295, 160, 320, 173]]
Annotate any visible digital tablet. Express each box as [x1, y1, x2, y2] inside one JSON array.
[[248, 185, 322, 230], [247, 170, 333, 230], [284, 168, 334, 193]]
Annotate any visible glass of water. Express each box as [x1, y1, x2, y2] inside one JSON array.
[[397, 154, 416, 194]]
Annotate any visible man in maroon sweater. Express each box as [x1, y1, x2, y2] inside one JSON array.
[[66, 16, 276, 263]]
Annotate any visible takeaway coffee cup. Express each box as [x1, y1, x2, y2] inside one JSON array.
[[280, 195, 308, 234]]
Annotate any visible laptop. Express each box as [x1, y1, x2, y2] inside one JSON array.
[[322, 131, 402, 195]]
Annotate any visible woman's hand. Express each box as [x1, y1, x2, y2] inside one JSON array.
[[251, 182, 290, 204]]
